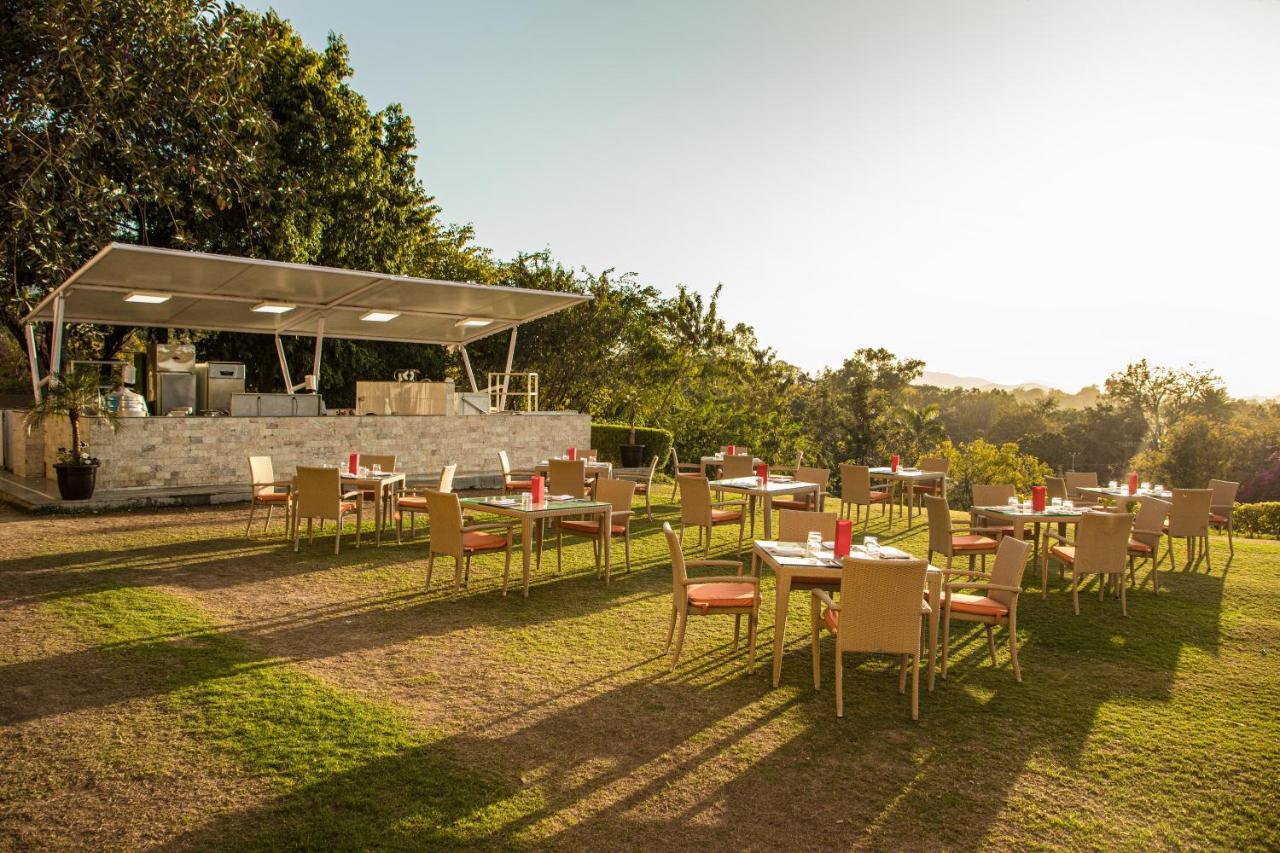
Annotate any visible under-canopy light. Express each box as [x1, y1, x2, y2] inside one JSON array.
[[251, 302, 295, 314], [455, 317, 494, 328], [360, 311, 400, 323], [124, 291, 171, 304]]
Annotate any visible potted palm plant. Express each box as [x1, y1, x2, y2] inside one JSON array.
[[25, 371, 118, 500]]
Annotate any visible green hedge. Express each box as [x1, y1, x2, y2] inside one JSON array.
[[590, 423, 673, 468], [1233, 502, 1280, 539]]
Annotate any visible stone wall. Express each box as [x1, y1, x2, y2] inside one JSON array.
[[7, 412, 589, 491]]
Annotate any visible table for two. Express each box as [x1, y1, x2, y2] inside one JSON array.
[[699, 455, 762, 478], [708, 476, 823, 539], [867, 467, 946, 526], [1077, 486, 1173, 501], [970, 505, 1089, 598]]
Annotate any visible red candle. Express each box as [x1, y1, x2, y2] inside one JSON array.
[[531, 475, 544, 504], [567, 447, 576, 461], [727, 444, 736, 456], [891, 454, 900, 473], [1127, 472, 1138, 495], [755, 462, 769, 484], [1032, 485, 1046, 512], [834, 519, 852, 558], [348, 452, 358, 475]]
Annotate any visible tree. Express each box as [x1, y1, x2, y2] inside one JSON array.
[[894, 403, 946, 460], [1104, 360, 1224, 450], [932, 439, 1053, 510]]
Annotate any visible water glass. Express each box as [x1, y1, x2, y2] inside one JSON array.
[[1051, 497, 1063, 508], [1006, 497, 1019, 508], [805, 531, 823, 557], [1141, 481, 1151, 493], [1108, 480, 1119, 490], [864, 536, 880, 557], [1154, 484, 1164, 493], [1063, 500, 1074, 511], [373, 463, 382, 475]]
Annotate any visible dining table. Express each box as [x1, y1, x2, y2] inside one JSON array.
[[970, 504, 1090, 596], [708, 475, 822, 539], [752, 539, 943, 690], [1077, 486, 1174, 501], [460, 494, 614, 596], [699, 454, 763, 478], [868, 467, 947, 526], [336, 470, 405, 546]]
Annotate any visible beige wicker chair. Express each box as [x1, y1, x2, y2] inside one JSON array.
[[837, 464, 893, 529], [291, 466, 362, 555], [246, 456, 292, 536], [556, 477, 635, 578], [669, 447, 702, 501], [497, 450, 534, 494], [968, 484, 1017, 539], [677, 475, 746, 557], [617, 454, 660, 519], [1047, 476, 1068, 503], [1208, 479, 1239, 554], [394, 464, 456, 543], [772, 450, 805, 476], [1166, 488, 1214, 571], [718, 454, 755, 479], [423, 490, 515, 593], [1127, 496, 1169, 592], [810, 556, 930, 720], [770, 465, 830, 514], [356, 453, 398, 522], [941, 536, 1032, 682], [549, 458, 590, 498], [662, 522, 760, 672], [1045, 511, 1134, 616], [924, 494, 1001, 578], [908, 455, 950, 509], [1065, 471, 1100, 505]]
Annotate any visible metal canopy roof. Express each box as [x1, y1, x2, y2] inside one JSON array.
[[22, 243, 590, 346]]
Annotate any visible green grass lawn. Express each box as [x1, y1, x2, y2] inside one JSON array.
[[1, 487, 1277, 851]]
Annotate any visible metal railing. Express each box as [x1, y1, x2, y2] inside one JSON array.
[[487, 371, 539, 412]]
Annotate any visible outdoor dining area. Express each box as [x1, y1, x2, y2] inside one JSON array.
[[244, 442, 1240, 722]]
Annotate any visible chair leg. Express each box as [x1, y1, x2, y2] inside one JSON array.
[[426, 553, 435, 589], [835, 650, 844, 718], [669, 611, 689, 671], [810, 596, 822, 688], [453, 556, 464, 592], [1072, 573, 1080, 615], [746, 611, 758, 672], [1203, 534, 1212, 573], [663, 608, 677, 652], [464, 553, 472, 588], [898, 654, 908, 693], [1008, 611, 1022, 683], [1119, 573, 1128, 617], [985, 624, 997, 665], [1227, 520, 1234, 555], [556, 526, 563, 574], [502, 543, 512, 593], [703, 525, 710, 559], [941, 602, 953, 679], [911, 653, 920, 721], [334, 515, 342, 555], [733, 614, 741, 650], [264, 504, 274, 531], [293, 513, 302, 552]]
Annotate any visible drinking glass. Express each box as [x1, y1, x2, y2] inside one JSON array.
[[1051, 497, 1063, 508], [864, 535, 880, 557], [372, 463, 382, 476], [805, 531, 823, 557], [1141, 481, 1151, 493], [1063, 500, 1074, 511], [1007, 497, 1019, 508], [1109, 480, 1119, 490], [1154, 484, 1164, 493]]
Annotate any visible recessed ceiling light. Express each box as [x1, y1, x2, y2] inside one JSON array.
[[360, 311, 399, 323], [251, 302, 295, 314], [124, 291, 171, 304], [454, 317, 494, 328]]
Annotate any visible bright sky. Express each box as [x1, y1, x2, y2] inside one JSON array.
[[259, 0, 1280, 397]]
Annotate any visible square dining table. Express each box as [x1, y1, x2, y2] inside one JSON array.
[[708, 476, 821, 540], [337, 471, 405, 546], [867, 467, 946, 526], [970, 504, 1090, 597], [1077, 486, 1174, 501], [752, 540, 943, 690], [699, 454, 762, 478], [460, 495, 613, 597]]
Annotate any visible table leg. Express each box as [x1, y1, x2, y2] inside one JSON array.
[[772, 572, 793, 688], [520, 517, 533, 598], [763, 495, 774, 540], [926, 571, 940, 691], [602, 506, 612, 584], [374, 484, 383, 547], [906, 482, 915, 526]]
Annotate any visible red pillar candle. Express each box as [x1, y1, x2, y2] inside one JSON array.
[[727, 444, 736, 456], [891, 454, 900, 473], [834, 519, 852, 558], [1032, 485, 1047, 512], [567, 447, 576, 461], [531, 475, 544, 504], [755, 462, 769, 484], [1127, 472, 1138, 495], [348, 452, 358, 475]]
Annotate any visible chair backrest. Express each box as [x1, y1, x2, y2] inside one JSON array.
[[248, 456, 274, 494], [642, 454, 660, 485], [986, 536, 1032, 607], [840, 464, 873, 503], [678, 475, 713, 525], [663, 522, 690, 613], [670, 446, 682, 472], [583, 448, 599, 460], [924, 494, 954, 555], [1132, 496, 1170, 542], [1065, 471, 1098, 497], [971, 484, 1015, 508], [595, 477, 636, 513], [359, 453, 396, 472], [424, 490, 464, 556], [497, 450, 513, 478], [1208, 479, 1239, 514], [438, 463, 457, 493], [918, 456, 949, 474], [836, 556, 929, 655], [549, 459, 586, 496], [777, 509, 838, 542], [794, 466, 831, 491], [1167, 488, 1212, 537], [720, 455, 755, 479], [294, 466, 341, 520], [1072, 511, 1132, 575], [1046, 476, 1068, 502]]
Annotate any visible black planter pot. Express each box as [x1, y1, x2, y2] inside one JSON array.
[[619, 443, 645, 468], [54, 462, 99, 501]]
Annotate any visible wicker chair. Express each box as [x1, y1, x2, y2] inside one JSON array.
[[1065, 471, 1100, 505], [1046, 476, 1068, 503], [677, 475, 746, 557], [924, 494, 1001, 578], [1166, 488, 1214, 571], [423, 490, 515, 593], [838, 464, 893, 529], [246, 455, 292, 536], [556, 477, 635, 578], [291, 466, 362, 555], [810, 555, 930, 720], [1044, 511, 1134, 616], [907, 455, 950, 510], [770, 466, 830, 514], [1126, 496, 1169, 592], [356, 453, 398, 522], [497, 450, 534, 494], [1208, 479, 1239, 554], [662, 523, 760, 672], [617, 454, 660, 519], [549, 458, 590, 498], [394, 464, 456, 543], [941, 536, 1032, 682], [669, 447, 702, 501], [968, 484, 1017, 539], [772, 450, 805, 476]]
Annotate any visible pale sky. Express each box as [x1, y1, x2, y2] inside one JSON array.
[[259, 0, 1280, 397]]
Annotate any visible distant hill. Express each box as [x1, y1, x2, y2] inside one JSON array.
[[915, 371, 1100, 410]]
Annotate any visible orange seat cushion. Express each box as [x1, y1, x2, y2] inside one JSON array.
[[1128, 539, 1153, 554], [339, 501, 358, 514], [1050, 544, 1075, 564], [823, 607, 840, 634], [951, 534, 998, 551], [687, 582, 756, 612], [771, 498, 814, 512], [947, 592, 1009, 618], [1209, 513, 1229, 525], [255, 491, 289, 502], [505, 480, 533, 490], [633, 483, 648, 494], [462, 530, 508, 551], [397, 496, 428, 509], [710, 508, 742, 523], [560, 519, 627, 536], [869, 490, 891, 502]]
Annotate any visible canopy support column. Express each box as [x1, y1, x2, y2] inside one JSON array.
[[500, 327, 517, 411], [275, 335, 295, 394], [311, 319, 324, 391], [24, 324, 42, 402], [48, 295, 65, 380], [459, 345, 478, 393]]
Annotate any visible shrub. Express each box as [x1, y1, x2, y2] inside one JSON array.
[[590, 423, 673, 468], [1233, 502, 1280, 539], [932, 438, 1053, 510]]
